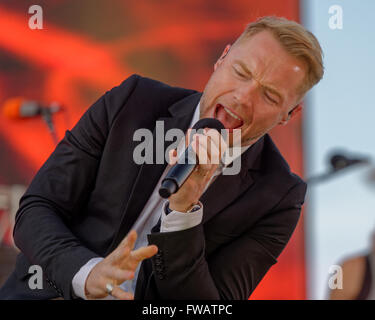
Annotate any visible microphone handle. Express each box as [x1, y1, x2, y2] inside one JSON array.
[[159, 145, 197, 198]]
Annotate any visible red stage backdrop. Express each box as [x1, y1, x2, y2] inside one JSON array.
[[0, 0, 305, 299]]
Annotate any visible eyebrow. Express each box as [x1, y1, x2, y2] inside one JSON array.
[[234, 59, 284, 104]]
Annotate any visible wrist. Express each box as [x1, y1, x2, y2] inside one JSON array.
[[169, 200, 198, 213]]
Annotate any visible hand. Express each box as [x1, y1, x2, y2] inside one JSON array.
[[85, 230, 158, 300], [168, 128, 227, 212]]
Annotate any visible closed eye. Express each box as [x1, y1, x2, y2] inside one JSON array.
[[264, 92, 278, 105], [232, 66, 246, 79]]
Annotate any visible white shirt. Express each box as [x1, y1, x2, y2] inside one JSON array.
[[72, 102, 250, 299]]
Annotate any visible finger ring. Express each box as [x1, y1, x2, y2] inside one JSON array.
[[106, 283, 114, 295]]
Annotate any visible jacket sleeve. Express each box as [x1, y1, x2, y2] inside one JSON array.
[[13, 74, 140, 299], [143, 181, 307, 300]]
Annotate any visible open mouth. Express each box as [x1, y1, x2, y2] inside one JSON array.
[[214, 104, 244, 130]]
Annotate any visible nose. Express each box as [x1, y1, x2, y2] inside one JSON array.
[[233, 79, 258, 106]]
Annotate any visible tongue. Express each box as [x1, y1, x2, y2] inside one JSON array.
[[215, 105, 243, 129]]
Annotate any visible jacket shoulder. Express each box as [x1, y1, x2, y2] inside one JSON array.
[[94, 74, 198, 129], [261, 134, 307, 194], [121, 74, 198, 115]]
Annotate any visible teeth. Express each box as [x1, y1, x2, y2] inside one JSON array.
[[223, 106, 241, 121]]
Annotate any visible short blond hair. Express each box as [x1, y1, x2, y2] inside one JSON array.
[[234, 16, 324, 96]]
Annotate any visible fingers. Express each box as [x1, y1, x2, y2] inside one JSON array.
[[107, 268, 135, 284], [85, 264, 136, 300], [109, 285, 134, 300], [104, 245, 158, 299], [168, 128, 226, 168], [87, 230, 158, 300], [168, 149, 178, 165], [111, 231, 158, 270], [116, 245, 158, 272], [191, 133, 220, 167], [98, 281, 134, 300], [100, 264, 136, 286], [192, 129, 226, 164], [131, 245, 158, 262], [186, 128, 194, 147], [112, 230, 137, 261], [120, 229, 137, 249], [192, 134, 208, 167], [204, 128, 228, 158]]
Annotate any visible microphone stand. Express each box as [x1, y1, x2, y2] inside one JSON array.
[[305, 153, 371, 185], [40, 107, 59, 145]]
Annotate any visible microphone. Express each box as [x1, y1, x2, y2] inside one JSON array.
[[2, 97, 62, 119], [159, 118, 225, 199], [330, 153, 370, 171], [2, 97, 63, 144]]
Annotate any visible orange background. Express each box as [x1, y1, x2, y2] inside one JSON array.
[[0, 0, 305, 299]]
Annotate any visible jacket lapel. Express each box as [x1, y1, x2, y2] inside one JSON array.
[[200, 136, 264, 224]]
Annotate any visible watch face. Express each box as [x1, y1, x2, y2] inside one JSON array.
[[187, 204, 201, 213]]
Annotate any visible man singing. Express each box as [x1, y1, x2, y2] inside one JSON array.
[[0, 16, 323, 300]]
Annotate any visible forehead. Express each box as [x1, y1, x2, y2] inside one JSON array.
[[231, 30, 306, 101]]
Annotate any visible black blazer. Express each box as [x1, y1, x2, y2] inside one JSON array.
[[0, 74, 307, 300]]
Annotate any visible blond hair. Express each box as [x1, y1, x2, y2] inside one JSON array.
[[234, 16, 324, 96]]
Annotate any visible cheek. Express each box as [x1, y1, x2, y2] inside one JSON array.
[[203, 74, 234, 107], [250, 109, 282, 130]]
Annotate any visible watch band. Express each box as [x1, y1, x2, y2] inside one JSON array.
[[165, 201, 201, 214]]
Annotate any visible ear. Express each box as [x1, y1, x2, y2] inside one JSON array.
[[279, 104, 302, 125], [214, 44, 231, 71]]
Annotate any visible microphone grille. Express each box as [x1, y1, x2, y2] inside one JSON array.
[[192, 118, 225, 131]]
